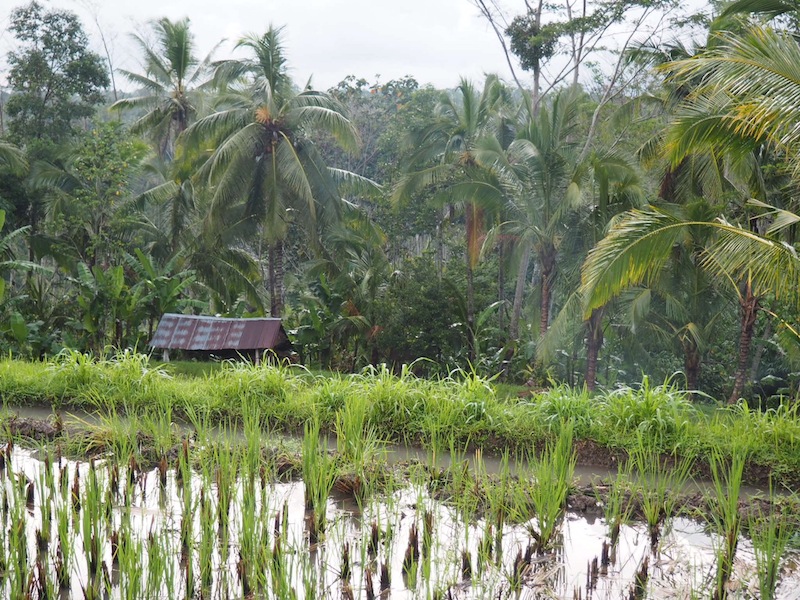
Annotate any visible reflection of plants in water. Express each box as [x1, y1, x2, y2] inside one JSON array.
[[0, 424, 797, 600]]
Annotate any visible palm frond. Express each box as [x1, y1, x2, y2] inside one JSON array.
[[703, 221, 800, 302], [288, 105, 360, 154], [665, 27, 800, 169], [115, 71, 166, 96], [327, 168, 381, 197], [0, 141, 28, 173], [581, 207, 692, 314]]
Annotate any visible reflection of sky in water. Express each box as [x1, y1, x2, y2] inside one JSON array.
[[5, 447, 800, 599]]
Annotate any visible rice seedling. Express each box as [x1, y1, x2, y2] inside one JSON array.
[[237, 473, 259, 594], [594, 457, 635, 548], [241, 395, 266, 483], [706, 446, 747, 600], [55, 499, 72, 591], [35, 449, 53, 552], [270, 533, 298, 599], [334, 391, 383, 466], [403, 520, 421, 588], [198, 488, 216, 591], [35, 555, 58, 599], [518, 424, 576, 552], [748, 487, 792, 600], [629, 436, 694, 547], [4, 354, 800, 599], [302, 417, 336, 543], [439, 438, 481, 523], [476, 447, 513, 525], [81, 463, 105, 582], [117, 532, 144, 600], [7, 497, 28, 599]]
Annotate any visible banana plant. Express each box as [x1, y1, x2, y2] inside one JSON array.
[[68, 263, 138, 353], [123, 249, 202, 339]]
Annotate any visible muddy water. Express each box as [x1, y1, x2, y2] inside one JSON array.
[[5, 445, 800, 600]]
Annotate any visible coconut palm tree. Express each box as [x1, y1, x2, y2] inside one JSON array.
[[581, 202, 800, 401], [392, 75, 513, 360], [133, 162, 265, 315], [531, 147, 647, 390], [663, 21, 800, 401], [184, 26, 364, 317], [578, 14, 800, 400], [476, 87, 587, 343], [113, 17, 217, 160]]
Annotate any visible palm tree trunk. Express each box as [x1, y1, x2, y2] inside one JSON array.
[[539, 247, 556, 336], [268, 240, 284, 317], [585, 307, 604, 391], [465, 202, 483, 363], [729, 282, 759, 404], [684, 342, 701, 393], [509, 245, 532, 340], [749, 320, 772, 384], [497, 238, 505, 332], [467, 259, 476, 363]]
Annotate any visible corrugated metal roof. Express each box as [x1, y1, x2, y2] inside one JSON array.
[[149, 314, 289, 351]]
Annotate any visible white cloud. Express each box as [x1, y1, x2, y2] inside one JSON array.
[[0, 0, 525, 91]]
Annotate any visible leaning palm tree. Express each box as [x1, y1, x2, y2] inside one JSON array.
[[581, 204, 800, 402], [184, 26, 363, 316], [582, 18, 800, 402], [113, 17, 217, 160]]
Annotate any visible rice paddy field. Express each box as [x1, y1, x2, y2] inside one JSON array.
[[0, 351, 799, 599]]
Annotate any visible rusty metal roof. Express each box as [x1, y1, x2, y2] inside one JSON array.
[[149, 314, 290, 351]]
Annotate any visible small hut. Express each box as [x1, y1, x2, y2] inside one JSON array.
[[149, 313, 292, 363]]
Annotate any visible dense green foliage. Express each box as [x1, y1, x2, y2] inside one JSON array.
[[1, 1, 799, 405]]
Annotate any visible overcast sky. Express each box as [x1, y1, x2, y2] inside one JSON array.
[[0, 0, 528, 91]]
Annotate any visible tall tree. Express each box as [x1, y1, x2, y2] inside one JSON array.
[[4, 1, 108, 259], [393, 75, 512, 361], [477, 88, 586, 341], [113, 17, 217, 160], [31, 122, 148, 269], [5, 1, 108, 147], [184, 26, 362, 317]]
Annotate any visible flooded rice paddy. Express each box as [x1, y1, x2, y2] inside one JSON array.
[[0, 432, 798, 600]]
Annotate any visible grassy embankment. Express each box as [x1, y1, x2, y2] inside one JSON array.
[[0, 351, 799, 487]]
